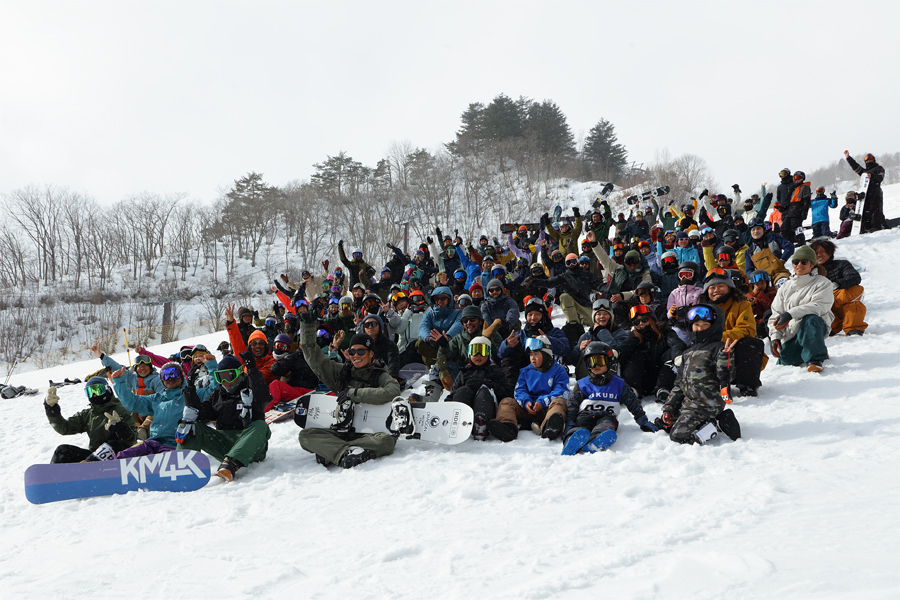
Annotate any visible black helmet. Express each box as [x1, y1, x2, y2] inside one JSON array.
[[635, 281, 657, 293], [792, 170, 806, 181], [778, 168, 791, 178], [583, 342, 616, 382], [678, 260, 700, 280], [722, 229, 740, 244]]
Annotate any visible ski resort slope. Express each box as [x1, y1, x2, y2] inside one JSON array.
[[2, 185, 899, 600]]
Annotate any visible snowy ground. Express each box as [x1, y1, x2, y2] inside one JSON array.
[[2, 186, 899, 599]]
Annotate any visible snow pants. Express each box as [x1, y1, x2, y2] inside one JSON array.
[[831, 286, 867, 334], [416, 339, 439, 367], [565, 414, 617, 443], [178, 420, 270, 467], [811, 222, 831, 238], [732, 337, 764, 389], [298, 428, 396, 466], [836, 220, 853, 239], [559, 293, 593, 326], [622, 355, 676, 398], [669, 403, 720, 444], [452, 386, 500, 419], [861, 194, 884, 234], [115, 440, 174, 459], [496, 396, 566, 436], [777, 315, 829, 366], [50, 444, 93, 464]]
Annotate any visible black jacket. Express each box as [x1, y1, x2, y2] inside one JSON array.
[[448, 361, 514, 401], [201, 365, 271, 430], [529, 267, 605, 307], [846, 157, 885, 201], [821, 257, 860, 290], [270, 351, 320, 389]]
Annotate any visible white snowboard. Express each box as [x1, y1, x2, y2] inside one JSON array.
[[852, 173, 870, 237], [294, 393, 474, 445]]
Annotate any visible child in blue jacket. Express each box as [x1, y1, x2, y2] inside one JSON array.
[[488, 335, 570, 442], [810, 187, 838, 238]]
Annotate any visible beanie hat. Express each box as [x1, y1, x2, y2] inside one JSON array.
[[792, 244, 817, 264], [702, 275, 735, 293], [469, 283, 483, 295], [217, 355, 243, 372], [248, 330, 268, 345], [461, 305, 483, 321], [237, 306, 252, 319], [487, 278, 503, 292], [361, 314, 384, 330], [348, 333, 374, 349]]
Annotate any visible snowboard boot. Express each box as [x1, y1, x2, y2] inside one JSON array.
[[692, 421, 721, 445], [716, 409, 741, 441], [389, 398, 415, 438], [315, 454, 330, 467], [655, 388, 670, 404], [339, 447, 377, 469], [807, 360, 823, 373], [561, 429, 591, 455], [215, 457, 242, 481], [736, 384, 758, 397], [472, 414, 489, 441], [487, 419, 518, 442], [847, 329, 864, 336], [421, 380, 443, 402], [541, 413, 564, 440], [561, 322, 585, 350], [530, 422, 542, 436], [583, 429, 617, 453]]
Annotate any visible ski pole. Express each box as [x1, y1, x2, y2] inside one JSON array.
[[123, 328, 132, 366]]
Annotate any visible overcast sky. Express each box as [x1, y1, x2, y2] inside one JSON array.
[[1, 0, 898, 205]]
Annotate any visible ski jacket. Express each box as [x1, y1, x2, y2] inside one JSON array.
[[480, 287, 520, 332], [396, 308, 425, 352], [591, 244, 653, 299], [820, 257, 861, 291], [810, 193, 838, 225], [454, 244, 483, 289], [565, 375, 644, 429], [46, 396, 137, 452], [776, 175, 794, 208], [449, 361, 514, 401], [768, 272, 835, 343], [113, 361, 219, 446], [528, 267, 605, 308], [226, 321, 276, 383], [670, 243, 701, 266], [617, 324, 686, 373], [744, 233, 794, 271], [710, 296, 756, 341], [300, 322, 401, 404], [200, 362, 270, 431], [574, 324, 629, 351], [418, 304, 462, 342], [846, 157, 885, 202], [666, 284, 704, 326], [498, 327, 570, 361], [545, 217, 583, 256], [513, 361, 570, 409], [338, 244, 374, 288], [784, 181, 812, 220], [100, 354, 166, 396], [747, 287, 776, 323], [664, 337, 733, 414], [438, 326, 503, 369], [369, 334, 401, 379]]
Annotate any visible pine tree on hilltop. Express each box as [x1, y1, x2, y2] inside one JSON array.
[[583, 118, 628, 181]]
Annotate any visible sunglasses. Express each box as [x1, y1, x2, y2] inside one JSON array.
[[488, 287, 502, 294], [160, 367, 183, 382], [461, 317, 481, 325], [346, 347, 369, 356], [85, 383, 108, 399], [363, 321, 380, 329], [249, 340, 267, 347], [792, 259, 811, 266], [631, 315, 651, 325], [213, 367, 244, 385], [468, 343, 491, 357]]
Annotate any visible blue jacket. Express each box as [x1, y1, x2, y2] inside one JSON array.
[[810, 193, 838, 225], [418, 288, 463, 340], [101, 354, 166, 395], [112, 359, 219, 447], [671, 244, 701, 265], [454, 245, 482, 290], [498, 327, 570, 360], [514, 361, 570, 409]]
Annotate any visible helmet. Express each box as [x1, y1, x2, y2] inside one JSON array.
[[749, 270, 771, 285], [661, 251, 678, 270], [778, 168, 791, 178], [583, 342, 616, 379], [864, 153, 875, 163], [456, 294, 472, 308], [792, 171, 806, 181], [84, 376, 113, 404], [339, 296, 353, 308], [816, 186, 825, 194], [273, 333, 292, 356], [635, 281, 656, 293], [351, 247, 363, 259], [677, 260, 700, 282], [715, 245, 736, 261], [453, 268, 467, 281], [530, 262, 544, 275], [722, 229, 740, 244]]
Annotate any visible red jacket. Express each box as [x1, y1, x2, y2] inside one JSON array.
[[226, 321, 276, 384]]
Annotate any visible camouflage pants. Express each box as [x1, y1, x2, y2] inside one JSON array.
[[669, 405, 718, 444]]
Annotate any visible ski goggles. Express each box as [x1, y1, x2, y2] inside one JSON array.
[[352, 252, 363, 259], [468, 343, 491, 357], [716, 252, 733, 262], [722, 234, 739, 243], [331, 286, 342, 294], [661, 255, 678, 266], [778, 169, 791, 178], [85, 383, 108, 399], [453, 271, 467, 280], [248, 339, 268, 348], [637, 241, 651, 250], [179, 348, 193, 361], [160, 367, 183, 382], [565, 258, 579, 267], [316, 329, 332, 340], [585, 354, 609, 369], [391, 292, 408, 303], [677, 268, 695, 279], [612, 244, 625, 252], [265, 317, 278, 327], [213, 367, 244, 385], [592, 298, 611, 310], [134, 355, 152, 366], [792, 258, 812, 266], [457, 297, 472, 308], [687, 305, 715, 323], [624, 257, 641, 267], [578, 256, 590, 265], [273, 340, 291, 353], [294, 299, 309, 309], [749, 272, 770, 284], [491, 268, 506, 278], [629, 305, 652, 320], [328, 298, 340, 305], [524, 297, 546, 312], [705, 267, 730, 281], [636, 287, 653, 296], [524, 337, 545, 352]]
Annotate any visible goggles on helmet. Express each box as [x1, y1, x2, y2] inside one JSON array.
[[677, 268, 695, 279], [524, 337, 545, 352], [273, 340, 291, 353], [265, 317, 277, 327], [749, 272, 770, 284], [716, 252, 732, 262], [85, 383, 108, 399], [585, 354, 609, 369], [468, 343, 491, 357], [687, 305, 715, 323], [629, 305, 652, 321], [160, 367, 183, 382]]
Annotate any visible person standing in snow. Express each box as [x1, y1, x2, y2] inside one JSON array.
[[843, 151, 886, 233]]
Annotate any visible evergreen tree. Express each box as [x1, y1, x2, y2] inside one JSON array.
[[480, 93, 524, 142], [583, 118, 628, 180], [311, 151, 369, 199], [523, 100, 576, 157], [452, 102, 486, 152]]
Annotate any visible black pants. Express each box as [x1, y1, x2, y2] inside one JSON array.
[[861, 194, 884, 233], [732, 337, 764, 389], [452, 386, 498, 419], [51, 444, 93, 464]]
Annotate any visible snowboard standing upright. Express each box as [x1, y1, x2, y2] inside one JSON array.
[[852, 173, 870, 237]]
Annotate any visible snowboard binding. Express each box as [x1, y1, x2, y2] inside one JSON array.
[[387, 397, 417, 439], [330, 395, 355, 433]]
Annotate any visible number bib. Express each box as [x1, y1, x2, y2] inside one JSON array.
[[579, 399, 620, 417]]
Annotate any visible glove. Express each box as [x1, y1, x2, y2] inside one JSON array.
[[175, 420, 195, 445], [252, 310, 259, 319], [732, 184, 742, 193], [661, 411, 676, 426], [338, 239, 344, 247], [323, 259, 329, 271], [44, 400, 61, 418], [239, 350, 257, 370], [774, 312, 793, 329], [699, 189, 708, 200], [765, 192, 773, 202], [426, 236, 433, 244], [635, 415, 659, 433], [137, 427, 150, 441], [45, 387, 59, 407], [435, 226, 443, 239], [720, 387, 733, 404], [298, 309, 316, 324], [701, 238, 714, 248], [104, 410, 122, 431], [572, 206, 580, 217], [183, 379, 202, 410], [832, 281, 840, 290]]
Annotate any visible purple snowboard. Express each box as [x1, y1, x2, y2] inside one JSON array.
[[24, 450, 211, 504]]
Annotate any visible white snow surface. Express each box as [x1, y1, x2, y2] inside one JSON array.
[[2, 186, 899, 599]]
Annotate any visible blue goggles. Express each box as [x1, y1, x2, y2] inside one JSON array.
[[525, 337, 545, 352], [687, 306, 715, 323], [749, 272, 770, 284]]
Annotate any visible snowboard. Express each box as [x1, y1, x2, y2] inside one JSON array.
[[1, 384, 38, 398], [627, 186, 670, 205], [24, 450, 211, 504], [852, 173, 870, 237], [265, 401, 301, 424], [500, 222, 541, 234], [294, 393, 474, 445]]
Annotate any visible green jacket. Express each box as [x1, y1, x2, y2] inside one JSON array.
[[300, 322, 401, 405], [546, 216, 583, 256], [438, 327, 504, 367], [47, 397, 137, 451]]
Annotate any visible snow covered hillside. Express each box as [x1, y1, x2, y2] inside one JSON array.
[[2, 185, 899, 599]]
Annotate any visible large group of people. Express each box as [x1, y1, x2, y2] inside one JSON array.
[[42, 153, 885, 478]]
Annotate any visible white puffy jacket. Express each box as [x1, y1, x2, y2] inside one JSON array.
[[768, 272, 835, 342]]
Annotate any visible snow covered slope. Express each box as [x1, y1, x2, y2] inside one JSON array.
[[2, 185, 898, 599]]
